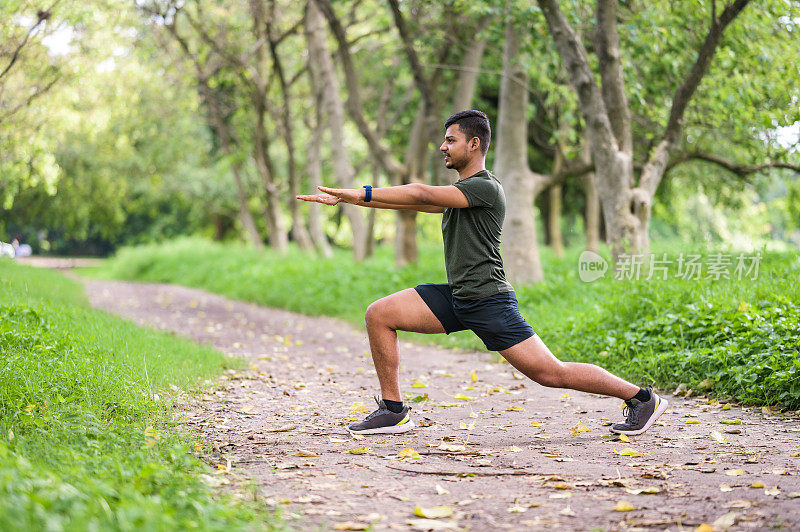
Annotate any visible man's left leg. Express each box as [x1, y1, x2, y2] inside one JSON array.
[[499, 335, 638, 399], [499, 335, 667, 435]]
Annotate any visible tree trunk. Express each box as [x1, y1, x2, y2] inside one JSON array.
[[232, 165, 263, 248], [548, 184, 564, 257], [433, 29, 490, 186], [199, 85, 264, 249], [253, 95, 288, 251], [538, 0, 751, 262], [306, 96, 333, 258], [450, 35, 488, 113], [305, 0, 368, 261], [394, 104, 428, 267], [579, 137, 600, 252], [494, 20, 543, 285]]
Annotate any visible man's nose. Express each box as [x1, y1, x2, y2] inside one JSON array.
[[439, 142, 446, 152]]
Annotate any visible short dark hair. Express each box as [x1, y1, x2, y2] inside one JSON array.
[[444, 110, 491, 155]]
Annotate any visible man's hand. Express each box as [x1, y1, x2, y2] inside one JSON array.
[[315, 185, 362, 203], [295, 192, 342, 205], [296, 186, 362, 205]]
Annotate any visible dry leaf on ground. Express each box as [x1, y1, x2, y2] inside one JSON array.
[[613, 500, 635, 511], [349, 447, 369, 455], [413, 505, 453, 519]]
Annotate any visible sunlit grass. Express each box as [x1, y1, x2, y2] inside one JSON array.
[[0, 260, 281, 530]]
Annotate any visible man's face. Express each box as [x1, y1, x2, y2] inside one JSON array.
[[440, 124, 477, 170]]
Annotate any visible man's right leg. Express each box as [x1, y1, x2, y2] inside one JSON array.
[[364, 288, 446, 402]]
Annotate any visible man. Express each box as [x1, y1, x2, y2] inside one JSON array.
[[297, 110, 667, 437]]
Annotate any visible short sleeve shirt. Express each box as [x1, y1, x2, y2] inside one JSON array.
[[443, 170, 513, 300]]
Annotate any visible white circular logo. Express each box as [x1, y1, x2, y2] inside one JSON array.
[[578, 251, 608, 282]]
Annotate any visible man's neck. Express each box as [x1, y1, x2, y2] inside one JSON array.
[[457, 160, 486, 180]]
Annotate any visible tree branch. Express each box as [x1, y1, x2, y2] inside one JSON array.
[[595, 0, 632, 154], [536, 0, 617, 156], [638, 0, 752, 198], [0, 0, 60, 82], [667, 151, 800, 178], [662, 0, 751, 146], [386, 0, 431, 111], [314, 0, 405, 179]]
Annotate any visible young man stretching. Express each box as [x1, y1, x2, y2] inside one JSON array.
[[297, 110, 667, 437]]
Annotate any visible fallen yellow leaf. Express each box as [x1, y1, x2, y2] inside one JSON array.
[[438, 443, 465, 452], [397, 447, 421, 459], [570, 420, 591, 435], [613, 500, 635, 511], [529, 420, 541, 427], [559, 393, 570, 401], [470, 370, 478, 383], [349, 447, 369, 455], [614, 447, 643, 457], [695, 524, 714, 532], [625, 486, 660, 495], [458, 422, 475, 430], [719, 483, 733, 492], [509, 445, 523, 452], [619, 434, 631, 443], [720, 418, 742, 425], [684, 419, 701, 424], [765, 486, 780, 496], [296, 449, 319, 457], [750, 481, 765, 488], [453, 393, 473, 401], [413, 505, 453, 518], [411, 380, 427, 388], [725, 468, 743, 476], [506, 405, 525, 412], [435, 484, 449, 495]]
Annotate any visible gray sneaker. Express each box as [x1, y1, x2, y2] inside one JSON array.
[[348, 397, 415, 435], [611, 387, 668, 436]]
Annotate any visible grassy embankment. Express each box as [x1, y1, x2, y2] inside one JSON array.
[[0, 261, 282, 530], [93, 238, 800, 409]]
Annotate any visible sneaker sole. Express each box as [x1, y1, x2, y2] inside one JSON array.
[[611, 396, 669, 436], [348, 420, 416, 435]]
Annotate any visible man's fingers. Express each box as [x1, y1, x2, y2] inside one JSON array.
[[296, 194, 340, 205], [317, 185, 342, 196]]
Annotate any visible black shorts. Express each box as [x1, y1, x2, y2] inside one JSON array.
[[414, 283, 536, 351]]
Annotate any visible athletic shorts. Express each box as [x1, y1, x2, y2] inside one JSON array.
[[414, 283, 536, 351]]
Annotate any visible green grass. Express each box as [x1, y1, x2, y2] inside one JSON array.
[[92, 237, 800, 408], [0, 260, 283, 530]]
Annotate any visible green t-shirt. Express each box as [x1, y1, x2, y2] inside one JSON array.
[[443, 170, 513, 300]]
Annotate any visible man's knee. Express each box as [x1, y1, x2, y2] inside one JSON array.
[[532, 363, 568, 388], [365, 300, 389, 328]]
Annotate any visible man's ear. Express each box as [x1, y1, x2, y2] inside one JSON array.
[[470, 137, 480, 152]]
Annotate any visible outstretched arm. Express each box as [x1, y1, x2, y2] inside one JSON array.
[[296, 192, 445, 213], [297, 183, 468, 211]]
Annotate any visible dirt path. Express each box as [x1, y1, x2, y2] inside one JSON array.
[[82, 278, 800, 531]]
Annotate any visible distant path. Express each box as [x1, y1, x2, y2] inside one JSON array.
[[80, 276, 800, 531], [17, 256, 103, 269]]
